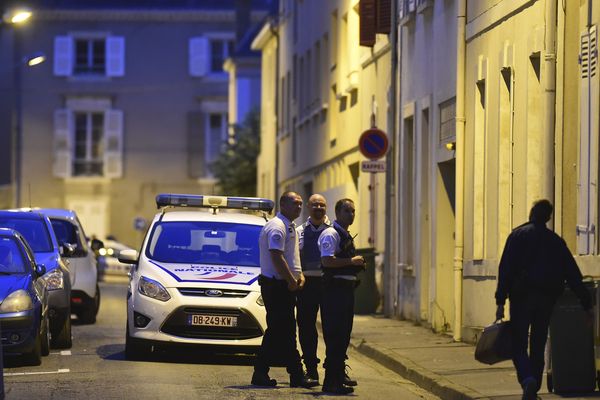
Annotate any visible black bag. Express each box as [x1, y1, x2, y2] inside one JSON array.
[[474, 320, 513, 365]]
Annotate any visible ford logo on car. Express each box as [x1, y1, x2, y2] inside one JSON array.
[[206, 289, 223, 297]]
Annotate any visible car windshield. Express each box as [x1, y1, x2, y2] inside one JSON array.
[[0, 218, 53, 253], [146, 221, 261, 267], [0, 237, 28, 274]]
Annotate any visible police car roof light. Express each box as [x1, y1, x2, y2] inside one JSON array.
[[155, 194, 274, 212]]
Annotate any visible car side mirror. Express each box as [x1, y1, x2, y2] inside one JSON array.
[[35, 264, 46, 277], [60, 243, 75, 256], [118, 249, 139, 264]]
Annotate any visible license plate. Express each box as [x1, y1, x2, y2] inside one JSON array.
[[187, 314, 237, 327]]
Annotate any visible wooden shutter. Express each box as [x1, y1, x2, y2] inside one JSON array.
[[187, 112, 206, 178], [577, 26, 599, 254], [359, 0, 376, 47], [53, 109, 72, 178], [103, 110, 123, 178], [106, 36, 125, 77], [53, 36, 73, 76], [189, 37, 210, 77], [376, 0, 391, 34]]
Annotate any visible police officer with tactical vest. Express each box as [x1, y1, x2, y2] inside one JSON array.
[[318, 198, 366, 394], [296, 194, 331, 383]]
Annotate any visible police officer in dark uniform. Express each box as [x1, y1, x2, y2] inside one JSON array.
[[495, 199, 592, 400], [318, 198, 365, 395], [296, 194, 331, 383]]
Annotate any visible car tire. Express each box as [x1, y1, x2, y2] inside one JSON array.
[[24, 331, 42, 366], [125, 322, 151, 360], [78, 284, 100, 324], [41, 314, 50, 356], [51, 310, 72, 349]]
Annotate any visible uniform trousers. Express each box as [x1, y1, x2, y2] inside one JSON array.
[[296, 276, 323, 368], [254, 276, 303, 375], [509, 292, 556, 391], [321, 277, 355, 378]]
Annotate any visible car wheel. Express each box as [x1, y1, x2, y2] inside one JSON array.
[[24, 332, 42, 366], [51, 310, 72, 349], [41, 314, 50, 356], [78, 284, 100, 324], [125, 322, 151, 360]]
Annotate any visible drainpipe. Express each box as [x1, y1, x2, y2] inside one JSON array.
[[543, 0, 557, 209], [269, 17, 280, 206], [384, 0, 399, 316], [453, 0, 466, 342]]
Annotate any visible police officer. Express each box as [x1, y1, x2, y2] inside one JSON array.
[[251, 191, 318, 389], [296, 194, 331, 383], [495, 199, 592, 400], [318, 198, 365, 394]]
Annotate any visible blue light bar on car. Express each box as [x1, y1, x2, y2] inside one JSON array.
[[155, 194, 274, 212]]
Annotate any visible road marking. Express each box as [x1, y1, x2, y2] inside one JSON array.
[[60, 350, 71, 356], [4, 369, 70, 377]]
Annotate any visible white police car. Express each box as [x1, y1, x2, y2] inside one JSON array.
[[119, 194, 273, 359]]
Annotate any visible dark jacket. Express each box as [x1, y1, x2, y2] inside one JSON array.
[[495, 221, 591, 310]]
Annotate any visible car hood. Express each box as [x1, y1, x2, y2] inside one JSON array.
[[0, 275, 30, 303], [145, 259, 260, 288]]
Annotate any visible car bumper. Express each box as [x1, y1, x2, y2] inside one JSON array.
[[0, 309, 39, 354], [71, 290, 95, 313], [127, 285, 266, 348]]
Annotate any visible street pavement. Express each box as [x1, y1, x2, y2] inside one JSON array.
[[348, 315, 600, 400]]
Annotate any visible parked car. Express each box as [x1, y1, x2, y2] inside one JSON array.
[[38, 209, 100, 324], [120, 194, 272, 360], [0, 210, 72, 348], [97, 238, 134, 279], [0, 228, 50, 365]]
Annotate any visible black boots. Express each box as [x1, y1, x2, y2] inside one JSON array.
[[521, 377, 537, 400], [322, 369, 354, 395], [344, 364, 358, 386], [306, 365, 319, 382], [251, 370, 277, 387], [290, 371, 319, 388]]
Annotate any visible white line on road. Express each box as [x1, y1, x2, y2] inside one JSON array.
[[4, 368, 70, 377], [60, 350, 71, 356]]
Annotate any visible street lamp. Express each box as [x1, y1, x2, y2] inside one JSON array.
[[2, 8, 32, 24]]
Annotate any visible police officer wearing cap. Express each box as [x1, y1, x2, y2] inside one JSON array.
[[251, 191, 318, 389], [318, 198, 366, 395], [296, 194, 331, 383]]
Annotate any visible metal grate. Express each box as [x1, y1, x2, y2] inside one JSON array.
[[177, 288, 249, 298]]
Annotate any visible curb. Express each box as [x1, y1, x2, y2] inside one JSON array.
[[349, 338, 489, 400]]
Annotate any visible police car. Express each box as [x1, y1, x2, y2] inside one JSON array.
[[120, 194, 273, 359]]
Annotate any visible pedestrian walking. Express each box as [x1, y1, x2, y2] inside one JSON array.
[[296, 194, 331, 383], [251, 191, 318, 389], [318, 198, 366, 394], [495, 199, 592, 400]]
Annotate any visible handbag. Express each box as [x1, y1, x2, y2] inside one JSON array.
[[474, 320, 513, 365]]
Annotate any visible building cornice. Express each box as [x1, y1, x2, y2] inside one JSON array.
[[251, 22, 274, 50], [34, 9, 266, 23]]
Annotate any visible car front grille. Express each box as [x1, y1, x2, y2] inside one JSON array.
[[161, 307, 263, 340], [177, 288, 249, 298]]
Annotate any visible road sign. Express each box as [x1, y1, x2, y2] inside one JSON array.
[[359, 128, 389, 160], [361, 160, 386, 173]]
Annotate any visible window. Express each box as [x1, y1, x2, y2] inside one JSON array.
[[74, 112, 104, 176], [189, 36, 235, 77], [74, 38, 105, 75], [210, 40, 234, 73], [206, 113, 227, 171]]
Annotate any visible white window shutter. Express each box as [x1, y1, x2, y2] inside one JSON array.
[[53, 36, 73, 76], [106, 36, 125, 77], [189, 37, 209, 77], [53, 109, 72, 178], [103, 110, 123, 178]]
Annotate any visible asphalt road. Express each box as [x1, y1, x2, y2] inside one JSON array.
[[3, 280, 439, 399]]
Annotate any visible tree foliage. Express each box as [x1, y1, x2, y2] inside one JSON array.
[[211, 109, 260, 196]]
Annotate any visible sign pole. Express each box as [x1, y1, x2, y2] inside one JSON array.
[[1, 321, 4, 400]]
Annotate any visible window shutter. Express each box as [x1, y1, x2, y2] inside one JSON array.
[[376, 0, 391, 34], [106, 36, 125, 77], [359, 0, 376, 47], [103, 110, 123, 178], [53, 109, 72, 178], [189, 37, 210, 77], [187, 112, 206, 178], [53, 36, 73, 77]]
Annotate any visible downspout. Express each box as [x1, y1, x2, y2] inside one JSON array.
[[269, 19, 280, 206], [384, 0, 399, 316], [453, 0, 466, 342], [544, 0, 557, 211]]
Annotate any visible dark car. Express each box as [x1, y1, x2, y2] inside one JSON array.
[[0, 210, 73, 348], [0, 228, 50, 365]]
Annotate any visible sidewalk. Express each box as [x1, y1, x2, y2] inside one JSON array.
[[347, 315, 596, 400]]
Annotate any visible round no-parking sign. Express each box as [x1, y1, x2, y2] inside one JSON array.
[[359, 128, 389, 160]]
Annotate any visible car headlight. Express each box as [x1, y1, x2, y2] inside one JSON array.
[[256, 294, 264, 306], [138, 276, 170, 302], [42, 268, 64, 290], [0, 290, 33, 313]]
